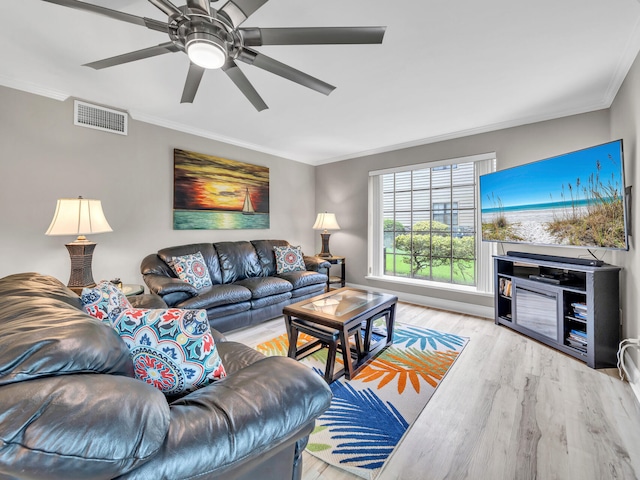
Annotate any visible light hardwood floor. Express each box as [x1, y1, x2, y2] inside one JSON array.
[[226, 302, 640, 480]]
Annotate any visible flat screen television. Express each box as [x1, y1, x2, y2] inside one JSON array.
[[480, 139, 629, 251]]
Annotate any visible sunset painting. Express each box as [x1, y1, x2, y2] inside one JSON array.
[[173, 149, 269, 230]]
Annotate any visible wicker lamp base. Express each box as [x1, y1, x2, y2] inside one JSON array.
[[65, 240, 97, 294], [317, 232, 333, 258]]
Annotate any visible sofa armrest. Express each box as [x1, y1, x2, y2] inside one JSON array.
[[119, 356, 332, 480], [128, 293, 168, 309], [0, 374, 169, 480], [304, 255, 331, 272], [143, 274, 198, 297]]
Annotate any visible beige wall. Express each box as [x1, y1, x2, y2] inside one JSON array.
[[1, 69, 637, 341], [0, 85, 317, 286], [315, 110, 618, 316], [610, 50, 640, 362]]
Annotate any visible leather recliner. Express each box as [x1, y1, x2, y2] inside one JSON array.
[[0, 272, 332, 480], [141, 239, 331, 332]]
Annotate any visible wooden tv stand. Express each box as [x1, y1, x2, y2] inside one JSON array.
[[493, 254, 621, 369]]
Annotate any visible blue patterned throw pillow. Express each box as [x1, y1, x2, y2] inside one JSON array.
[[169, 251, 213, 290], [111, 308, 226, 394], [274, 245, 306, 274], [81, 281, 132, 326]]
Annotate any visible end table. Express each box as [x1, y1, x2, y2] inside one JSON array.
[[318, 255, 345, 291], [122, 284, 144, 297]]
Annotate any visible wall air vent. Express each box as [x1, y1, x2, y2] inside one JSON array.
[[74, 100, 128, 135]]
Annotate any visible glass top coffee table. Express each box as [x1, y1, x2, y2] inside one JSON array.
[[283, 287, 398, 383]]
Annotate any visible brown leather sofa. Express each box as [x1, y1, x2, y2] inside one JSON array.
[[141, 239, 330, 332], [0, 272, 332, 480]]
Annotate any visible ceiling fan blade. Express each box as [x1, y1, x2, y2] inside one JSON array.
[[42, 0, 168, 33], [217, 0, 269, 28], [147, 0, 184, 18], [222, 60, 268, 112], [181, 63, 206, 103], [84, 42, 180, 70], [241, 27, 387, 47], [238, 48, 335, 96], [186, 0, 211, 15]]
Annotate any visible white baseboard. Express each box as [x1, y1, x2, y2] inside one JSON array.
[[347, 282, 494, 320], [624, 350, 640, 406]]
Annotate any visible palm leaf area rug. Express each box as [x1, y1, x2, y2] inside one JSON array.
[[255, 322, 469, 479]]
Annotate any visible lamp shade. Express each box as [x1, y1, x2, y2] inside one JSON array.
[[312, 213, 340, 231], [45, 197, 112, 237]]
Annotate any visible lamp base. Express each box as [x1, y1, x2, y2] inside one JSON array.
[[65, 240, 97, 294], [317, 232, 333, 258]]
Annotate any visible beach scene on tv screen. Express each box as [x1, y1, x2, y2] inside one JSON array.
[[481, 141, 627, 249]]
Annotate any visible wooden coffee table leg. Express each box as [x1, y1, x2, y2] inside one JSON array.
[[285, 315, 299, 359], [353, 326, 364, 361], [362, 317, 372, 352], [326, 340, 338, 383], [340, 327, 356, 380], [386, 303, 397, 346]]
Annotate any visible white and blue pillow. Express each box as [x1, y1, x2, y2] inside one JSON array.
[[169, 251, 213, 290], [81, 281, 226, 394], [273, 245, 306, 274], [113, 307, 226, 394], [81, 280, 132, 325]]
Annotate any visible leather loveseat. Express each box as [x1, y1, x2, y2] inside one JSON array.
[[141, 240, 330, 332], [0, 272, 332, 480]]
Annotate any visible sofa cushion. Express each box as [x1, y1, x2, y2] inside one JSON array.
[[278, 270, 328, 290], [81, 280, 132, 325], [111, 308, 227, 395], [273, 245, 307, 274], [215, 241, 262, 283], [0, 274, 134, 385], [0, 272, 82, 309], [161, 290, 193, 306], [251, 239, 289, 276], [250, 292, 292, 310], [129, 293, 169, 309], [234, 276, 292, 299], [289, 283, 327, 299], [121, 355, 332, 480], [215, 340, 267, 375], [169, 251, 213, 290], [158, 243, 222, 285], [0, 374, 169, 479], [176, 284, 252, 310], [205, 301, 252, 319]]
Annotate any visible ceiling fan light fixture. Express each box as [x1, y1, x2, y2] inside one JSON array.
[[186, 33, 227, 69]]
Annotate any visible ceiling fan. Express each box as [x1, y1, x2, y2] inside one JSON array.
[[42, 0, 386, 111]]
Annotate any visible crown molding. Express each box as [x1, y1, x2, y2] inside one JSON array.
[[0, 74, 613, 167], [312, 101, 612, 166], [0, 75, 69, 101], [603, 15, 640, 105], [128, 110, 296, 161]]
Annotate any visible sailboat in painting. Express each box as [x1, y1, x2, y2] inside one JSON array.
[[242, 187, 255, 215]]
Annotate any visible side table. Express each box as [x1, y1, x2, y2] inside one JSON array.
[[318, 255, 345, 291], [122, 284, 144, 297]]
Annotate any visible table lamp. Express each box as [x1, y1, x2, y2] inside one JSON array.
[[45, 197, 112, 294], [313, 212, 340, 257]]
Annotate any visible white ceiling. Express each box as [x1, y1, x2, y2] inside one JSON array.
[[2, 0, 640, 165]]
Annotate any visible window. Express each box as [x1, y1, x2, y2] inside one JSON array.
[[369, 153, 495, 292], [433, 202, 458, 226]]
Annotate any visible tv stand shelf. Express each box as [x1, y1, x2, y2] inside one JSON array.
[[494, 254, 621, 369]]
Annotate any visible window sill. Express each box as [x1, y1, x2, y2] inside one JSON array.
[[365, 274, 492, 298]]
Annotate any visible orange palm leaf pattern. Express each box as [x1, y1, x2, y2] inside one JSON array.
[[256, 333, 289, 356], [254, 322, 468, 479], [355, 347, 460, 394], [256, 332, 335, 364]]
